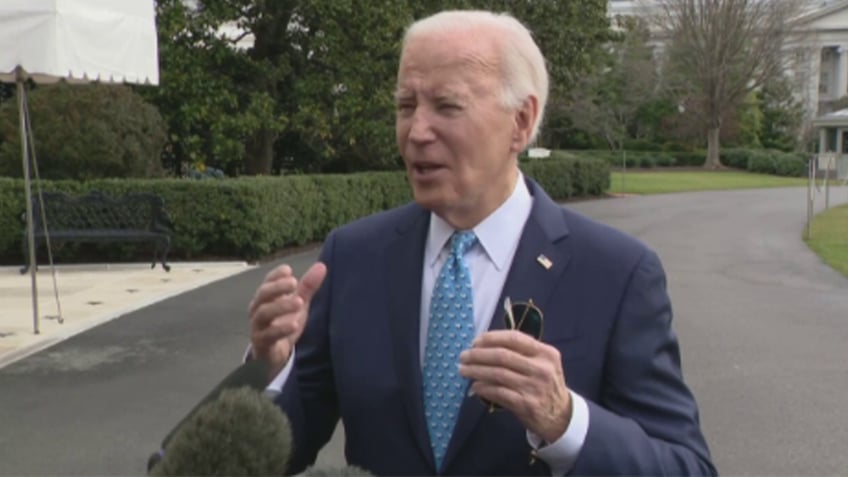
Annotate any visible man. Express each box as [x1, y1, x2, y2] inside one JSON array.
[[248, 9, 716, 476]]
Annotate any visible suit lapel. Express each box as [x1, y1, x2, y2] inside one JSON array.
[[442, 179, 573, 470], [385, 206, 435, 470]]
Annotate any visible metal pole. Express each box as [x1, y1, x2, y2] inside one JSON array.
[[17, 68, 39, 334], [622, 148, 627, 194], [826, 155, 833, 210], [806, 157, 813, 241]]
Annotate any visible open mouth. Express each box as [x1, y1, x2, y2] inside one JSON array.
[[412, 163, 445, 175]]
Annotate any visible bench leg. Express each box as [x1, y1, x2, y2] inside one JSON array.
[[153, 238, 171, 272], [161, 239, 171, 272]]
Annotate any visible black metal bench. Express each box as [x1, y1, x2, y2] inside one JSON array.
[[21, 190, 173, 273]]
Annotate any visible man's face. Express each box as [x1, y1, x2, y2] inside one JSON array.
[[395, 29, 534, 228]]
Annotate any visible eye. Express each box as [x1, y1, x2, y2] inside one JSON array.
[[396, 102, 415, 114]]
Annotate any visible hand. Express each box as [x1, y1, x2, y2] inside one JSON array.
[[459, 330, 572, 443], [247, 262, 327, 377]]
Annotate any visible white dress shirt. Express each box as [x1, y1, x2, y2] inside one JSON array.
[[265, 171, 589, 475]]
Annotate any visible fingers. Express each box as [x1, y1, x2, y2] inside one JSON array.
[[248, 262, 327, 316], [459, 330, 564, 404], [250, 294, 304, 330], [459, 347, 544, 393], [472, 329, 545, 357], [296, 262, 328, 304], [246, 261, 326, 367], [248, 276, 298, 316], [266, 264, 293, 282], [250, 313, 303, 353], [460, 331, 572, 439]]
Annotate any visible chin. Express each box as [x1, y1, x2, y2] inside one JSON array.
[[411, 187, 449, 213]]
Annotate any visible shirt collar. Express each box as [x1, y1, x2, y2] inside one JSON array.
[[425, 172, 532, 271]]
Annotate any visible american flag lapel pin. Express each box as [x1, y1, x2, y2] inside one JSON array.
[[536, 254, 553, 270]]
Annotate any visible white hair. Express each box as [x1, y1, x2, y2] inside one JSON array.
[[402, 10, 550, 144]]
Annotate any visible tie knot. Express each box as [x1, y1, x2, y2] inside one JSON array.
[[450, 230, 477, 257]]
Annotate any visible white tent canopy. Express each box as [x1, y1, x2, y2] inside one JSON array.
[[0, 0, 159, 85], [0, 0, 159, 334]]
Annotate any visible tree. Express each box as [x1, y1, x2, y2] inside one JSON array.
[[0, 83, 166, 180], [564, 16, 658, 152], [148, 0, 614, 175], [139, 0, 286, 176], [655, 0, 804, 168], [759, 76, 805, 151], [146, 0, 410, 175]]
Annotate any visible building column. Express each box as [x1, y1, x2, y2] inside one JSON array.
[[809, 45, 823, 117], [838, 45, 848, 99]]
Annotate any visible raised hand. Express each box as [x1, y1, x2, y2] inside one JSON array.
[[247, 262, 327, 376]]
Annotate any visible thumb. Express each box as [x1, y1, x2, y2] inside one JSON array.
[[296, 262, 327, 305]]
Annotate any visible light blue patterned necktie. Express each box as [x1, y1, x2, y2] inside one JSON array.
[[422, 230, 477, 471]]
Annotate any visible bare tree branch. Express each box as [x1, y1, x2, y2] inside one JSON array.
[[652, 0, 804, 168]]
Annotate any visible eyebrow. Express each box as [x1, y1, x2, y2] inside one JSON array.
[[393, 88, 471, 105], [434, 90, 468, 102], [394, 90, 414, 102]]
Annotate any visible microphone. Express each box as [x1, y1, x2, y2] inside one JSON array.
[[302, 465, 373, 476], [147, 359, 273, 473], [147, 358, 374, 476], [148, 386, 292, 476]]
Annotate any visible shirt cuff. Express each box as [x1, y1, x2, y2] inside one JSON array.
[[242, 344, 296, 394], [526, 391, 589, 475]]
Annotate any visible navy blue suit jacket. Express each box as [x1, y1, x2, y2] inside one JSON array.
[[277, 178, 716, 476]]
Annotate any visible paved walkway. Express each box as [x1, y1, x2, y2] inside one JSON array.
[[0, 262, 254, 368]]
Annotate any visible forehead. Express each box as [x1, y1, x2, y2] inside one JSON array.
[[396, 31, 501, 96]]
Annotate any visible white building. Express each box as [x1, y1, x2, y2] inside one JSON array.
[[608, 0, 848, 125]]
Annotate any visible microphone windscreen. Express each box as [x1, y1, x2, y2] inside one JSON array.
[[150, 386, 292, 476], [303, 465, 373, 476], [162, 359, 271, 449]]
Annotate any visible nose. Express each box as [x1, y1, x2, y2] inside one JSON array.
[[407, 107, 436, 144]]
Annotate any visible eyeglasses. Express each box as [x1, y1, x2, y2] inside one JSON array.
[[481, 297, 544, 413], [504, 297, 543, 341]]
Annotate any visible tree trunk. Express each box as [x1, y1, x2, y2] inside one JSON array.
[[704, 127, 723, 169], [244, 127, 277, 175]]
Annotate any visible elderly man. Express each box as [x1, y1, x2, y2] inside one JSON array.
[[248, 9, 715, 476]]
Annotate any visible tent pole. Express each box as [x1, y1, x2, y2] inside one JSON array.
[[17, 68, 39, 335]]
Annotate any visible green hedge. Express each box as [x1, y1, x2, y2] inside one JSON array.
[[0, 157, 608, 263], [566, 148, 806, 177], [719, 148, 807, 177], [565, 149, 703, 168]]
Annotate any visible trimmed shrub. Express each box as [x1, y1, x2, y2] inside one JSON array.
[[0, 82, 166, 180], [0, 157, 607, 263]]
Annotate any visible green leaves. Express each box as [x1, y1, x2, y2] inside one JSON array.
[[145, 0, 614, 175], [0, 83, 166, 180]]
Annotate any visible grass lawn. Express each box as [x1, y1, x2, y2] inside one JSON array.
[[609, 170, 808, 195], [805, 203, 848, 278]]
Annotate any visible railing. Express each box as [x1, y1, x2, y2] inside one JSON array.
[[817, 152, 848, 180]]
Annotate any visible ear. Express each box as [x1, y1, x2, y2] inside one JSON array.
[[510, 95, 539, 153]]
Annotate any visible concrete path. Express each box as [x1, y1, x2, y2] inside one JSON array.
[[0, 186, 846, 475], [0, 262, 253, 368]]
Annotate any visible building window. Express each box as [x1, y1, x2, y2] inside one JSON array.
[[826, 128, 838, 152], [820, 71, 830, 95]]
